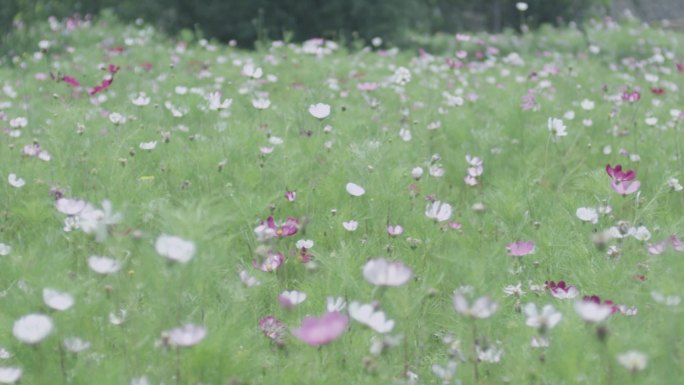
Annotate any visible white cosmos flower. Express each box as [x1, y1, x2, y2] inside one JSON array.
[[109, 309, 127, 325], [523, 303, 562, 332], [166, 324, 207, 347], [580, 99, 595, 110], [574, 300, 613, 323], [239, 270, 260, 287], [88, 256, 122, 274], [548, 117, 567, 138], [0, 367, 22, 384], [62, 337, 91, 353], [155, 234, 196, 263], [308, 103, 331, 119], [242, 63, 263, 79], [207, 92, 232, 111], [278, 290, 307, 309], [13, 314, 53, 344], [342, 220, 358, 231], [7, 174, 25, 188], [252, 98, 271, 110], [55, 198, 88, 215], [326, 296, 347, 312], [363, 258, 412, 287], [0, 243, 10, 256], [453, 289, 497, 319], [139, 141, 157, 150], [9, 117, 27, 128], [295, 239, 314, 249], [576, 207, 598, 224], [425, 201, 452, 222], [628, 226, 651, 241], [43, 288, 74, 311], [515, 2, 528, 11], [348, 302, 394, 333], [78, 200, 123, 242], [346, 182, 365, 197], [617, 351, 648, 372], [131, 92, 150, 106]]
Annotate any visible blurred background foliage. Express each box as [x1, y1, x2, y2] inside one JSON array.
[[2, 0, 613, 48]]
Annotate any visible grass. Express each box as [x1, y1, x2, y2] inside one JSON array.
[[0, 12, 683, 385]]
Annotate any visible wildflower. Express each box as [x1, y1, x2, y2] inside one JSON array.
[[165, 324, 206, 347], [252, 98, 271, 110], [576, 207, 599, 224], [13, 314, 53, 344], [326, 296, 347, 312], [574, 299, 613, 323], [348, 302, 395, 333], [622, 90, 641, 103], [239, 270, 260, 287], [667, 178, 683, 192], [392, 67, 411, 85], [506, 240, 535, 257], [207, 92, 232, 110], [346, 182, 365, 197], [611, 180, 641, 196], [411, 167, 424, 179], [0, 243, 10, 256], [503, 283, 525, 297], [628, 226, 651, 241], [617, 351, 648, 372], [387, 225, 404, 236], [139, 141, 157, 150], [43, 288, 74, 311], [342, 220, 358, 231], [63, 337, 91, 353], [278, 290, 307, 309], [7, 174, 25, 188], [155, 235, 196, 264], [259, 316, 287, 345], [580, 99, 595, 110], [55, 198, 88, 215], [78, 200, 123, 242], [476, 341, 504, 363], [548, 117, 567, 139], [0, 367, 22, 384], [545, 281, 578, 299], [252, 248, 285, 272], [432, 361, 458, 384], [425, 201, 452, 222], [516, 2, 528, 11], [523, 303, 562, 333], [284, 190, 297, 202], [87, 256, 122, 274], [308, 103, 331, 119], [131, 92, 150, 106], [453, 289, 497, 319], [363, 258, 412, 287], [291, 311, 348, 346]]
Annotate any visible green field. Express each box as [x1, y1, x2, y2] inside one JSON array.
[[1, 13, 683, 385]]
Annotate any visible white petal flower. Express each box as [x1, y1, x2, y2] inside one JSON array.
[[166, 324, 206, 347], [13, 314, 53, 344], [346, 182, 365, 197], [278, 290, 307, 308], [155, 234, 196, 263], [308, 103, 331, 119], [453, 289, 497, 319], [7, 174, 25, 188], [43, 288, 74, 311], [362, 258, 412, 287], [574, 300, 613, 323], [88, 256, 122, 274], [348, 301, 395, 333], [139, 141, 157, 150], [55, 198, 88, 215], [342, 220, 358, 231], [0, 243, 10, 256], [63, 337, 91, 353], [576, 207, 598, 224], [617, 351, 647, 372], [523, 303, 562, 331], [425, 201, 452, 222], [0, 367, 22, 384], [326, 296, 347, 312]]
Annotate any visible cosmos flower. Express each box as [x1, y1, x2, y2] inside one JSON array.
[[363, 258, 412, 287], [43, 288, 75, 311], [239, 270, 261, 287], [259, 316, 287, 345], [308, 103, 331, 119], [523, 303, 562, 333], [259, 216, 299, 238], [576, 207, 599, 224], [453, 289, 497, 319], [574, 299, 613, 323], [278, 290, 307, 309], [506, 241, 535, 257], [62, 337, 91, 353], [545, 281, 578, 299], [617, 351, 648, 372], [88, 256, 122, 274], [326, 296, 347, 312], [207, 92, 232, 110], [343, 220, 358, 231], [348, 302, 395, 333], [13, 314, 54, 344], [346, 182, 365, 197], [0, 243, 10, 256], [155, 234, 196, 264], [425, 201, 452, 222], [165, 324, 207, 347], [0, 367, 22, 384], [548, 117, 567, 139], [387, 225, 404, 236], [7, 174, 25, 188], [252, 248, 285, 272], [291, 311, 348, 346]]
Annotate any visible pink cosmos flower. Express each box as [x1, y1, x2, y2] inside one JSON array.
[[611, 180, 641, 196], [507, 241, 535, 257], [62, 75, 80, 87], [622, 90, 641, 103], [259, 316, 287, 345], [291, 311, 348, 346], [387, 225, 404, 236], [263, 216, 299, 238], [252, 249, 285, 272], [284, 190, 296, 202], [545, 280, 578, 299], [357, 82, 378, 91], [606, 164, 636, 182], [670, 235, 684, 252]]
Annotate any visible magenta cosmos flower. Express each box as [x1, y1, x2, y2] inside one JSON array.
[[545, 280, 578, 299], [506, 241, 535, 257], [256, 216, 299, 238], [291, 311, 348, 346], [606, 164, 640, 196]]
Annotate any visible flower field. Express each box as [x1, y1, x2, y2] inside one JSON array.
[[1, 14, 683, 385]]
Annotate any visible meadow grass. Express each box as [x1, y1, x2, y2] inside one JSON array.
[[0, 13, 683, 385]]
